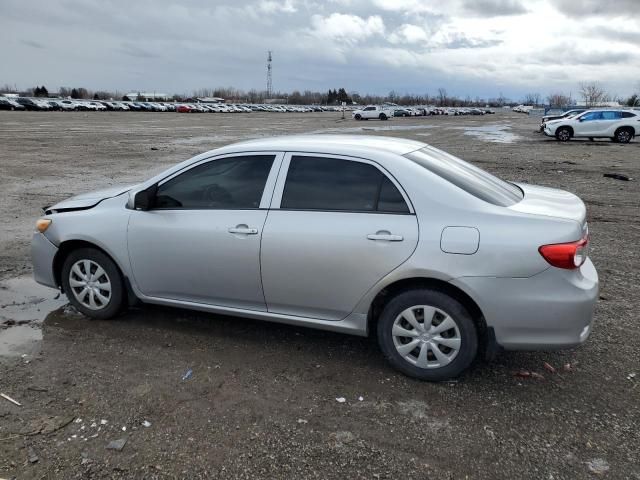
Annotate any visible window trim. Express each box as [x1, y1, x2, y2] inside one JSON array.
[[269, 152, 415, 215], [149, 151, 284, 211]]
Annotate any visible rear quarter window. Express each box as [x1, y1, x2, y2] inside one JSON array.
[[405, 147, 523, 207]]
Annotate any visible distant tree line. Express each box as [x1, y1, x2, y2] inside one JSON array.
[[2, 82, 639, 107]]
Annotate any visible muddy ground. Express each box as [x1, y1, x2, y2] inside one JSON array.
[[0, 111, 638, 479]]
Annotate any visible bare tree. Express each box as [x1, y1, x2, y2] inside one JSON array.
[[546, 92, 572, 107], [523, 93, 540, 106], [437, 88, 447, 106], [579, 82, 607, 107]]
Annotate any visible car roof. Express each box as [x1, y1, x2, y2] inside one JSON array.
[[218, 134, 426, 156]]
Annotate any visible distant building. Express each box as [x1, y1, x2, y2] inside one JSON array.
[[123, 92, 169, 101], [575, 100, 621, 108], [195, 97, 225, 103]]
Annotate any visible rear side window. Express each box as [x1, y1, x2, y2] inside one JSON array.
[[154, 155, 274, 209], [601, 111, 621, 120], [621, 111, 637, 118], [281, 156, 409, 213], [405, 147, 523, 207]]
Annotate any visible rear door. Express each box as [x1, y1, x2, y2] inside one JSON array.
[[260, 153, 419, 320]]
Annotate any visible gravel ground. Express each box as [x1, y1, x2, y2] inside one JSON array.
[[0, 111, 638, 479]]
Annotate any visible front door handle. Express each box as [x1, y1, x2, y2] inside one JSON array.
[[367, 231, 403, 241], [228, 224, 258, 235]]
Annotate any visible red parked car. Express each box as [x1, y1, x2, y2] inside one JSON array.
[[176, 105, 192, 113]]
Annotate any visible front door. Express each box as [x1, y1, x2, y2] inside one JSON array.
[[128, 153, 282, 310], [260, 153, 419, 320]]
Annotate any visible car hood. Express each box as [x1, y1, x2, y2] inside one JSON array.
[[45, 184, 136, 212], [509, 183, 586, 226]]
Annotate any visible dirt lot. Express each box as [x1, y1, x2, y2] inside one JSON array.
[[0, 111, 638, 479]]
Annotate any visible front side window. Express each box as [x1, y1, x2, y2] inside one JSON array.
[[281, 156, 409, 213], [579, 111, 602, 121], [153, 155, 275, 209]]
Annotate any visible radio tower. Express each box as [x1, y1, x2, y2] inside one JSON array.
[[266, 51, 273, 98]]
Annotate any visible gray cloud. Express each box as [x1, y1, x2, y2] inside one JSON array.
[[20, 39, 46, 49], [461, 0, 528, 17], [443, 35, 503, 49], [553, 0, 640, 17], [530, 47, 634, 66], [590, 26, 640, 46]]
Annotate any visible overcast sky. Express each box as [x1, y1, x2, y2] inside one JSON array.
[[2, 0, 639, 99]]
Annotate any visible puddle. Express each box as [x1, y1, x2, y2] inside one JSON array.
[[310, 124, 440, 134], [454, 124, 520, 143], [0, 276, 67, 357]]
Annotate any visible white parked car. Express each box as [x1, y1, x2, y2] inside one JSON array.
[[352, 105, 394, 121], [543, 109, 639, 143]]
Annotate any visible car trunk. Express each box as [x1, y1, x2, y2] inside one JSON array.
[[509, 183, 587, 231]]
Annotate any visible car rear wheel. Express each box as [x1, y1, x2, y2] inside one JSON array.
[[555, 127, 572, 142], [61, 248, 125, 319], [614, 128, 633, 144], [377, 289, 478, 381], [379, 113, 388, 120]]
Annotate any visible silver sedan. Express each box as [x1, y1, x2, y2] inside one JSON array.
[[31, 135, 598, 380]]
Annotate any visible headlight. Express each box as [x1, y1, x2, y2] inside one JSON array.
[[36, 218, 52, 233]]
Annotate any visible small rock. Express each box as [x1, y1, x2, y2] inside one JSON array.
[[335, 397, 346, 403], [27, 446, 39, 463], [586, 458, 609, 475], [106, 437, 127, 451], [142, 420, 152, 428], [297, 418, 308, 424]]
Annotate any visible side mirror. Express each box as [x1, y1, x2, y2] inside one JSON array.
[[134, 185, 158, 211]]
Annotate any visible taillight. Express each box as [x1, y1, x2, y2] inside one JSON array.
[[539, 236, 589, 269]]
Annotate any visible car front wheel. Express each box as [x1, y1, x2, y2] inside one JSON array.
[[555, 127, 572, 142], [377, 289, 478, 381], [354, 114, 361, 120], [61, 248, 125, 319]]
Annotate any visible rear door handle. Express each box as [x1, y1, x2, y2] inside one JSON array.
[[367, 231, 403, 241], [228, 225, 258, 235]]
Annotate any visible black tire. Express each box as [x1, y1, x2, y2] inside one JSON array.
[[377, 289, 478, 381], [555, 127, 572, 142], [379, 113, 388, 120], [588, 137, 594, 141], [61, 248, 126, 319], [614, 127, 633, 144], [354, 114, 361, 120]]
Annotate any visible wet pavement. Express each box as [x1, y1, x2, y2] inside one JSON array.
[[0, 276, 66, 358]]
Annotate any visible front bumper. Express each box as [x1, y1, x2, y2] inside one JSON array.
[[543, 126, 554, 137], [451, 258, 598, 350], [31, 232, 59, 288]]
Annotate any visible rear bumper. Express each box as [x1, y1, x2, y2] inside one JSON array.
[[451, 258, 598, 350], [31, 233, 58, 288]]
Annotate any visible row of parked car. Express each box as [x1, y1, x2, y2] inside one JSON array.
[[393, 106, 495, 117], [0, 97, 351, 113]]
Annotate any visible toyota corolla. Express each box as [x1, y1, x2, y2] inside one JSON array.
[[31, 135, 598, 381]]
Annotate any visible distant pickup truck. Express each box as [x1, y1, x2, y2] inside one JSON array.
[[352, 105, 394, 121]]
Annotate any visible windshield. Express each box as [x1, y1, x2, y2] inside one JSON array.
[[405, 146, 523, 206]]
